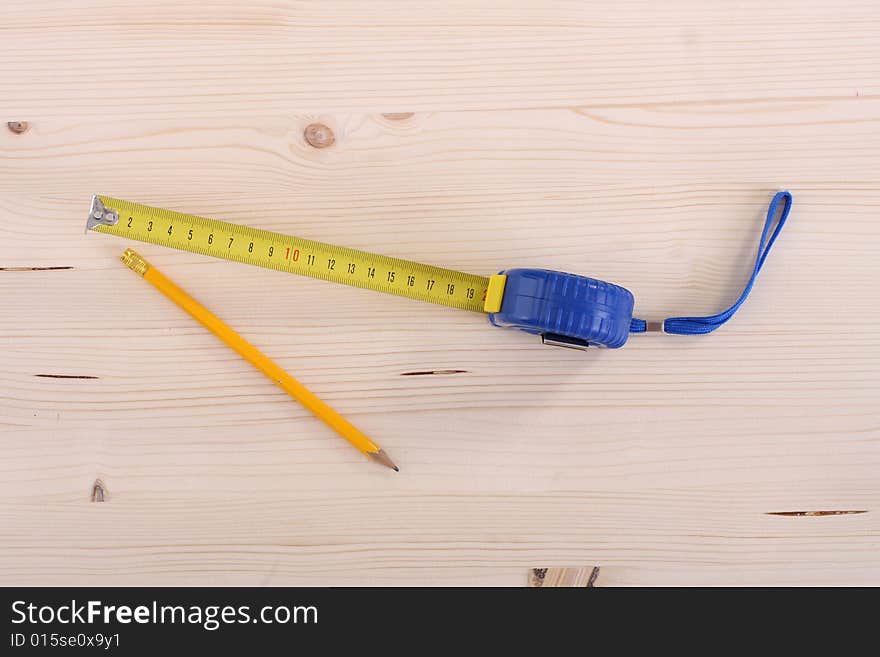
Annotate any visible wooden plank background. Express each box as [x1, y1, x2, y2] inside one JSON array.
[[1, 0, 878, 585]]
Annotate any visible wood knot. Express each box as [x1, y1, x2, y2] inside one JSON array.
[[7, 121, 29, 134], [529, 566, 600, 587], [304, 123, 335, 148], [91, 479, 106, 502], [382, 113, 415, 121]]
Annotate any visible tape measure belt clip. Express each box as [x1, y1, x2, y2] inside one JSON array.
[[488, 268, 635, 348]]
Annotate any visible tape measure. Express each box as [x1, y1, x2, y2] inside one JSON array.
[[88, 195, 490, 313], [87, 192, 793, 350]]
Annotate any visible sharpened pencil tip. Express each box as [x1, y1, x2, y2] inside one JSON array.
[[369, 449, 399, 471]]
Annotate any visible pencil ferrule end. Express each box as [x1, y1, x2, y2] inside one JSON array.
[[121, 248, 150, 276]]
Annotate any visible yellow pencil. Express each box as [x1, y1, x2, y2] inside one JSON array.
[[120, 248, 398, 471]]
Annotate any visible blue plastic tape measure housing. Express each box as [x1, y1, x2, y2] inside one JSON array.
[[488, 269, 635, 349]]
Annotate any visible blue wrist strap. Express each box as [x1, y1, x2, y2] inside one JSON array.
[[629, 191, 793, 335]]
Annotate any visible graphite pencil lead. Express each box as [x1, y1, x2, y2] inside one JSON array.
[[369, 449, 399, 472]]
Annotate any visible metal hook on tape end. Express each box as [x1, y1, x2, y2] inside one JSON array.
[[85, 195, 119, 233]]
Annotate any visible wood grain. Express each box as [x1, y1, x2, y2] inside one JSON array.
[[1, 0, 878, 586], [4, 1, 879, 118]]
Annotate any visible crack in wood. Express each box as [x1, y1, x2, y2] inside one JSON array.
[[400, 369, 469, 376], [0, 266, 74, 271], [766, 510, 867, 517], [35, 374, 99, 380], [91, 480, 106, 503]]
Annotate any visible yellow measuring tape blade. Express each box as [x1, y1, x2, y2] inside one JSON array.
[[92, 196, 494, 313]]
